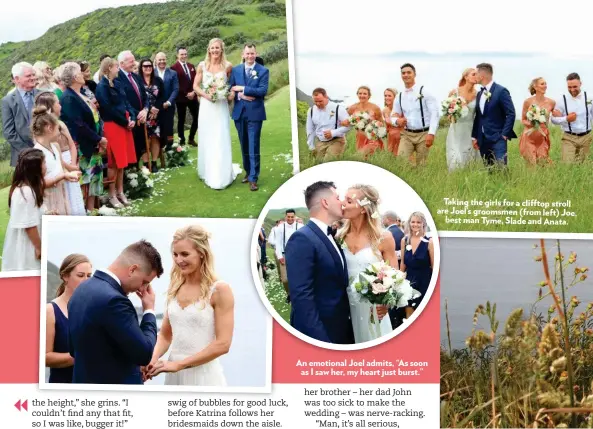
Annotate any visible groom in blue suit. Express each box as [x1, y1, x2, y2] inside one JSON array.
[[229, 43, 269, 191], [284, 181, 355, 344], [472, 63, 517, 168], [68, 240, 164, 384]]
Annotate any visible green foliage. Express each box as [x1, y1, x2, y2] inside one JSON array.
[[258, 2, 285, 17], [261, 31, 280, 42], [260, 40, 287, 66], [0, 142, 11, 163], [222, 5, 245, 15], [297, 101, 309, 125], [178, 27, 222, 58]]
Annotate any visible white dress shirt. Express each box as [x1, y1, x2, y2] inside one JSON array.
[[93, 71, 101, 84], [310, 218, 344, 267], [551, 90, 593, 134], [306, 101, 351, 149], [479, 81, 494, 115], [156, 67, 166, 80], [275, 222, 301, 259], [391, 84, 439, 135], [268, 225, 278, 249], [101, 268, 155, 316]]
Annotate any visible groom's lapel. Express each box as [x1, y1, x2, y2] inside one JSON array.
[[94, 270, 125, 296], [307, 221, 344, 275], [484, 82, 497, 115]]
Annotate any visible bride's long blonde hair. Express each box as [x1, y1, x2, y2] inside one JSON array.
[[166, 225, 218, 306], [337, 184, 383, 256]]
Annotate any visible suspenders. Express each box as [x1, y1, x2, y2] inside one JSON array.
[[282, 223, 299, 254], [310, 105, 340, 129], [399, 86, 425, 129], [563, 91, 589, 134]]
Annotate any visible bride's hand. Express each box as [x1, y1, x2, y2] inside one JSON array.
[[148, 360, 181, 378], [375, 304, 388, 320]]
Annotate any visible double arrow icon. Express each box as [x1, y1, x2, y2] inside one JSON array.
[[15, 399, 28, 412]]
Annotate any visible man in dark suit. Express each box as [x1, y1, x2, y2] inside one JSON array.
[[229, 43, 270, 191], [170, 46, 198, 147], [1, 62, 39, 166], [472, 63, 517, 169], [154, 52, 179, 165], [115, 50, 150, 166], [382, 211, 406, 329], [68, 240, 164, 384], [284, 181, 354, 344]]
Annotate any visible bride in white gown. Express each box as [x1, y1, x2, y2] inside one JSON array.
[[338, 184, 398, 343], [146, 225, 234, 385], [445, 68, 480, 171], [193, 38, 241, 190]]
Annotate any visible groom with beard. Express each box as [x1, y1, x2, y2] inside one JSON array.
[[284, 181, 353, 344], [68, 240, 164, 384]]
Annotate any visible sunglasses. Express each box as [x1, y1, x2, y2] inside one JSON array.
[[142, 65, 153, 69]]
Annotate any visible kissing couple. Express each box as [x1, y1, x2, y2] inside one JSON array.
[[285, 181, 405, 345], [67, 225, 234, 385]]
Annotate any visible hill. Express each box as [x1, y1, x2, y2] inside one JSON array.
[[0, 0, 289, 125]]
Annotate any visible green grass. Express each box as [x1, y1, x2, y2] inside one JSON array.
[[298, 121, 593, 233], [262, 246, 291, 322]]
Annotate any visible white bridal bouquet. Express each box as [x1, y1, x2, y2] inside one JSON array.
[[352, 261, 421, 334], [441, 95, 469, 123], [348, 111, 371, 130], [364, 119, 387, 141], [526, 104, 548, 133], [202, 75, 230, 102]]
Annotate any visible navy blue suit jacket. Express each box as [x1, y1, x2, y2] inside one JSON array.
[[285, 221, 354, 344], [472, 82, 517, 144], [387, 225, 405, 254], [115, 70, 147, 118], [155, 68, 179, 107], [229, 62, 268, 121], [68, 270, 157, 384], [95, 76, 134, 126], [59, 87, 102, 160]]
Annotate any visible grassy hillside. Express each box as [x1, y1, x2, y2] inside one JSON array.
[[0, 0, 289, 123]]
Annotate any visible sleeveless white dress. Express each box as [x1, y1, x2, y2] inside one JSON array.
[[164, 283, 227, 386], [344, 246, 393, 343], [196, 62, 241, 190], [445, 95, 479, 171]]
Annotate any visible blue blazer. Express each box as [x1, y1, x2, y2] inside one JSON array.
[[59, 87, 102, 160], [96, 76, 134, 126], [285, 221, 354, 344], [155, 68, 179, 106], [472, 82, 517, 144], [388, 225, 405, 253], [115, 70, 147, 117], [68, 270, 157, 384], [229, 62, 269, 121]]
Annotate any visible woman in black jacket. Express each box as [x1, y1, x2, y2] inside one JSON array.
[[95, 57, 137, 209], [139, 58, 165, 172]]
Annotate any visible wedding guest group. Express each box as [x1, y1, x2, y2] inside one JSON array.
[[306, 63, 593, 168]]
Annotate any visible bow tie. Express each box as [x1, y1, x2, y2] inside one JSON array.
[[481, 86, 487, 92], [327, 226, 336, 237]]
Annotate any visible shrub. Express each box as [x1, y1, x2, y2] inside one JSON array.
[[297, 101, 309, 125], [262, 32, 280, 43], [222, 6, 245, 15], [260, 40, 287, 66], [258, 2, 285, 17], [0, 141, 11, 162]]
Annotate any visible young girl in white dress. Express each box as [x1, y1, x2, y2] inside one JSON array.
[[146, 225, 234, 386], [2, 148, 48, 271]]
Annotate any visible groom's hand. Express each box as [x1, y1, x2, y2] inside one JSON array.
[[139, 284, 156, 312], [279, 257, 285, 265]]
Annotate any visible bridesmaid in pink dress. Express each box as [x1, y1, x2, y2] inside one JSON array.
[[519, 77, 555, 165], [344, 86, 384, 156], [382, 88, 400, 156]]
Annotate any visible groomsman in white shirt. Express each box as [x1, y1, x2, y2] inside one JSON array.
[[551, 72, 593, 163], [275, 209, 302, 302], [391, 63, 439, 165], [306, 87, 351, 161]]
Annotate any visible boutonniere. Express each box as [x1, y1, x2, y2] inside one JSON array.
[[251, 70, 258, 79], [484, 91, 492, 102], [587, 99, 592, 106], [329, 110, 335, 118], [416, 93, 424, 101]]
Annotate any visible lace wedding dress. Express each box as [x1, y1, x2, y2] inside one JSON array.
[[164, 282, 226, 386], [446, 95, 479, 171], [196, 62, 241, 189], [344, 246, 393, 343]]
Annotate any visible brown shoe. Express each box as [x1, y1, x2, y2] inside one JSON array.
[[250, 182, 258, 191], [188, 140, 198, 147]]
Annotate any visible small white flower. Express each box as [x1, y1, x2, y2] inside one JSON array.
[[371, 211, 380, 219], [484, 91, 492, 101], [406, 244, 412, 251], [356, 121, 365, 130], [383, 276, 395, 288], [141, 166, 150, 177], [130, 179, 139, 188], [146, 179, 154, 188], [98, 205, 117, 216], [127, 173, 138, 180], [357, 197, 371, 207], [416, 93, 424, 101]]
